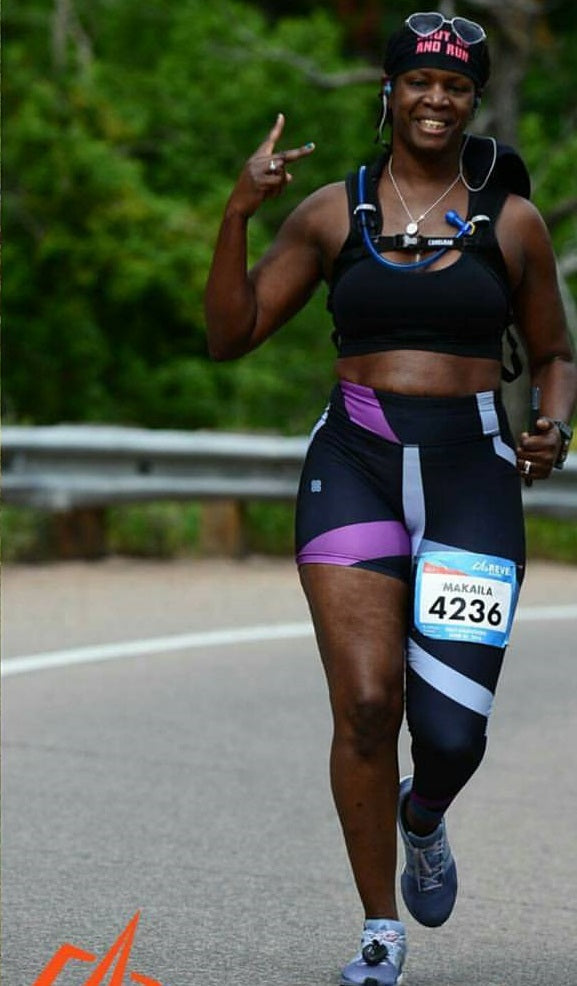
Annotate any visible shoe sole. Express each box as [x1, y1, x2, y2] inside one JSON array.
[[339, 975, 403, 986]]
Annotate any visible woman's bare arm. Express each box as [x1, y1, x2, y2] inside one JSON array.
[[504, 196, 577, 475], [204, 114, 323, 361]]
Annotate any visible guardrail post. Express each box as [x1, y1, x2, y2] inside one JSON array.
[[197, 501, 247, 558], [53, 507, 108, 560]]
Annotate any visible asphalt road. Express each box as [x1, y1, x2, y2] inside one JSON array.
[[2, 558, 577, 986]]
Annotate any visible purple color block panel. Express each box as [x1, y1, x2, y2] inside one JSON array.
[[341, 380, 401, 443], [297, 519, 410, 566]]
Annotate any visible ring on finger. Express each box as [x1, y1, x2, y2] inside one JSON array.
[[267, 159, 279, 173], [523, 459, 532, 475]]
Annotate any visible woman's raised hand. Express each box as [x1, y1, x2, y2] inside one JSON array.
[[228, 113, 315, 218]]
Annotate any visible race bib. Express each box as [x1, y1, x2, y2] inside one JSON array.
[[414, 550, 518, 647]]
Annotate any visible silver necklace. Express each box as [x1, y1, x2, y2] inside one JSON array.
[[388, 157, 462, 235]]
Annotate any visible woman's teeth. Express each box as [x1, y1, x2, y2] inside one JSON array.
[[420, 119, 447, 131]]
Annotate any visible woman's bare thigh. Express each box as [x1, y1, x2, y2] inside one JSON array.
[[299, 563, 409, 713]]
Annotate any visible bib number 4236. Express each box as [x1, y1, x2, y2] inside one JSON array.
[[427, 594, 503, 626], [415, 551, 517, 647]]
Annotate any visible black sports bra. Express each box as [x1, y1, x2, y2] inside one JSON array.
[[328, 150, 519, 371]]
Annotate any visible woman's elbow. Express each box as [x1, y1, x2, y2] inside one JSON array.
[[206, 333, 250, 362]]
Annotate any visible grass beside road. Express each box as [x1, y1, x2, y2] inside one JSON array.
[[525, 514, 577, 564], [3, 503, 577, 564]]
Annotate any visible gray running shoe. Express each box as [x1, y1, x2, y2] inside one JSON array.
[[398, 775, 458, 927], [340, 920, 406, 986]]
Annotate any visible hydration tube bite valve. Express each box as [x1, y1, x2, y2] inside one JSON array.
[[445, 209, 474, 234]]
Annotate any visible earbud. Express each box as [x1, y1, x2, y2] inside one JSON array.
[[376, 80, 393, 144]]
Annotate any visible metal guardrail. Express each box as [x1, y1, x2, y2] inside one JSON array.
[[2, 424, 577, 518], [2, 425, 308, 510]]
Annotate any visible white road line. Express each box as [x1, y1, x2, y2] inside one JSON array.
[[516, 604, 577, 622], [2, 604, 576, 678], [1, 623, 314, 677]]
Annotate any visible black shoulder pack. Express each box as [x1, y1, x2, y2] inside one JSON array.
[[336, 136, 530, 382]]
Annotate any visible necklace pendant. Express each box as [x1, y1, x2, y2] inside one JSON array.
[[405, 221, 419, 236]]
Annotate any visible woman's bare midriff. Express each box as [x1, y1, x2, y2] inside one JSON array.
[[336, 350, 502, 396]]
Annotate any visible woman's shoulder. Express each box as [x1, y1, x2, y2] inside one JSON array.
[[498, 189, 547, 226], [291, 180, 348, 222], [496, 191, 557, 289], [281, 181, 350, 251], [499, 192, 553, 247]]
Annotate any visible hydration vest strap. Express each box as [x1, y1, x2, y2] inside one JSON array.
[[355, 165, 473, 272], [347, 171, 380, 236], [374, 232, 475, 253]]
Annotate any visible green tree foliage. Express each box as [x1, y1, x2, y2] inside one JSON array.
[[4, 0, 376, 432], [4, 0, 577, 434], [519, 2, 577, 284]]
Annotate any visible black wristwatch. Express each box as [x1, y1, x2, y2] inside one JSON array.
[[552, 420, 573, 470]]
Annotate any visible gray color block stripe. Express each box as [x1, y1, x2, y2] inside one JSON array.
[[402, 446, 426, 555], [307, 406, 329, 446], [493, 434, 517, 466], [407, 638, 495, 718], [476, 391, 517, 466], [476, 391, 499, 435]]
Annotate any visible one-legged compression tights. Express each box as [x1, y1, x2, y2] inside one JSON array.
[[295, 380, 526, 823]]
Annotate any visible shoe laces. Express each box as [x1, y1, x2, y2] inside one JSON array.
[[412, 838, 446, 892], [360, 929, 405, 968]]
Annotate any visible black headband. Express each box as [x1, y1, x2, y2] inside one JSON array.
[[384, 25, 490, 91]]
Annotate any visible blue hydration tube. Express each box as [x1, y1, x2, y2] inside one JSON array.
[[355, 164, 474, 272]]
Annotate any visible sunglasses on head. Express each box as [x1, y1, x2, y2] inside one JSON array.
[[406, 12, 486, 45]]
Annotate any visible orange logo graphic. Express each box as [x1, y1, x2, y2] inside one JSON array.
[[32, 911, 163, 986]]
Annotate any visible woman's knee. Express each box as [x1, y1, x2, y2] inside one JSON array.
[[336, 687, 404, 760], [412, 718, 487, 772]]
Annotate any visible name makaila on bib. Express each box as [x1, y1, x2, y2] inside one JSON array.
[[415, 551, 517, 647]]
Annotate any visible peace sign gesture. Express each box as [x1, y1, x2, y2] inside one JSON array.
[[228, 113, 315, 218]]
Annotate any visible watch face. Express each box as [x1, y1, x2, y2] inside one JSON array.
[[558, 422, 573, 442], [553, 421, 573, 469]]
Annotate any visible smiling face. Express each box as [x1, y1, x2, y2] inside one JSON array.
[[389, 68, 476, 153]]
